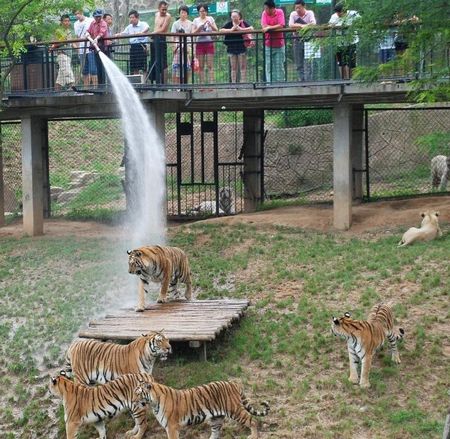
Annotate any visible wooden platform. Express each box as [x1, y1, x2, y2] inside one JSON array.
[[79, 299, 249, 346]]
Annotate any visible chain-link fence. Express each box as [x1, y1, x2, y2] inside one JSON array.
[[1, 107, 448, 223], [366, 107, 450, 199]]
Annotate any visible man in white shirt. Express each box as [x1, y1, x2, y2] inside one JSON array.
[[117, 10, 150, 75], [289, 0, 316, 81], [328, 3, 360, 80], [74, 10, 96, 85]]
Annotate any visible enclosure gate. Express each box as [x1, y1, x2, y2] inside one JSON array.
[[166, 112, 244, 219]]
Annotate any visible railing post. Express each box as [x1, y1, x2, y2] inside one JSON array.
[[0, 123, 4, 227], [154, 34, 162, 84]]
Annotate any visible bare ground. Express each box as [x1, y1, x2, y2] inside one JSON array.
[[1, 196, 448, 239]]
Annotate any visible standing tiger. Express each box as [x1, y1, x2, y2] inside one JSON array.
[[49, 371, 153, 439], [134, 379, 269, 439], [127, 245, 193, 311], [64, 331, 171, 385], [331, 303, 404, 388], [431, 154, 450, 191]]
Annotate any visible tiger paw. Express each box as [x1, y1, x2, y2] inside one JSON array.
[[135, 307, 145, 312], [359, 381, 371, 388], [349, 375, 359, 384], [392, 355, 401, 364], [156, 297, 167, 303]]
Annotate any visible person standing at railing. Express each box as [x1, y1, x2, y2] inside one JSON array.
[[74, 10, 96, 86], [220, 9, 254, 83], [116, 10, 150, 76], [288, 0, 316, 81], [51, 14, 76, 91], [151, 1, 172, 84], [328, 3, 360, 80], [87, 9, 109, 85], [261, 0, 286, 83], [171, 5, 194, 85], [103, 13, 114, 59], [192, 4, 218, 85]]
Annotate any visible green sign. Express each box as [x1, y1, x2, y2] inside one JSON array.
[[188, 1, 229, 16]]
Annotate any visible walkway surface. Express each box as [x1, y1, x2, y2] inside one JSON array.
[[79, 299, 250, 342]]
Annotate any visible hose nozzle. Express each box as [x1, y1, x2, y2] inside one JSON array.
[[86, 33, 101, 54]]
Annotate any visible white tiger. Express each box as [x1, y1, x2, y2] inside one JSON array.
[[431, 155, 450, 191], [189, 187, 234, 216]]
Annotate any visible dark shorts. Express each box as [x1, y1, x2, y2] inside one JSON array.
[[130, 43, 147, 72], [150, 38, 168, 70], [336, 44, 356, 68]]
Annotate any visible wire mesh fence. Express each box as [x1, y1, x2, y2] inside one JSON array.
[[1, 106, 448, 223], [366, 107, 450, 199]]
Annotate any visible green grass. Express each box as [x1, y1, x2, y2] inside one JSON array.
[[0, 219, 449, 438]]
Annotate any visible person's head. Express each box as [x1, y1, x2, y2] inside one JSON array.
[[158, 1, 169, 16], [197, 3, 208, 17], [334, 3, 346, 17], [294, 0, 306, 14], [103, 13, 113, 26], [230, 9, 241, 23], [263, 0, 277, 15], [129, 10, 139, 25], [93, 8, 104, 22], [74, 10, 86, 21], [178, 5, 189, 19], [60, 14, 71, 28]]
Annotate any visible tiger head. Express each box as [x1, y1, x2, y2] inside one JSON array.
[[127, 249, 146, 275], [331, 312, 356, 339], [145, 331, 172, 361], [49, 370, 71, 398], [134, 381, 154, 405]]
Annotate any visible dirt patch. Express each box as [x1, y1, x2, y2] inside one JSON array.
[[0, 196, 448, 240], [206, 196, 450, 235]]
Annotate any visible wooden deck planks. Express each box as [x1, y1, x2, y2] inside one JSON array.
[[79, 299, 250, 342]]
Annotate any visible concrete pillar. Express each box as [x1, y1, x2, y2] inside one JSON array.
[[0, 124, 4, 227], [333, 103, 352, 230], [21, 117, 45, 236], [351, 105, 364, 201], [243, 110, 264, 212], [148, 103, 165, 145]]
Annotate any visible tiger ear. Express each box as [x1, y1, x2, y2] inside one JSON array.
[[127, 249, 132, 255], [59, 370, 67, 377], [333, 317, 340, 325], [435, 211, 439, 217], [344, 312, 351, 318], [421, 212, 426, 218], [51, 376, 57, 385]]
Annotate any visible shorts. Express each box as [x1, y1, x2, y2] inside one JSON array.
[[56, 53, 75, 86], [172, 63, 191, 78], [130, 43, 147, 72], [336, 44, 356, 68], [196, 42, 214, 56], [81, 51, 98, 75]]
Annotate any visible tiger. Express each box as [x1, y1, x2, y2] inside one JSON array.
[[134, 379, 269, 439], [431, 155, 450, 191], [331, 303, 405, 388], [64, 331, 171, 385], [127, 245, 193, 311], [398, 211, 442, 247], [48, 371, 153, 439]]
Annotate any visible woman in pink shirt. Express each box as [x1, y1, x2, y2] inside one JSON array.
[[261, 0, 285, 82]]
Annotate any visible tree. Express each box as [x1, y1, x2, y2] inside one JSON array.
[[344, 0, 450, 102], [0, 0, 93, 103]]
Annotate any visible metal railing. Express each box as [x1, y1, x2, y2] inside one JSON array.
[[2, 27, 447, 95]]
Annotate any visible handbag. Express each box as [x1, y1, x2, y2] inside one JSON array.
[[241, 22, 255, 48]]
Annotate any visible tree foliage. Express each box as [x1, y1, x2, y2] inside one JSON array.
[[345, 0, 450, 102]]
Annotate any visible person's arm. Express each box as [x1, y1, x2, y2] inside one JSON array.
[[220, 22, 238, 33], [239, 21, 254, 32], [262, 10, 285, 32], [192, 18, 203, 34], [206, 17, 218, 32]]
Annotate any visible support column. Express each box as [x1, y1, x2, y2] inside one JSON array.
[[21, 117, 45, 236], [0, 124, 4, 227], [333, 103, 352, 230], [148, 103, 165, 145], [351, 104, 364, 201], [243, 109, 263, 212]]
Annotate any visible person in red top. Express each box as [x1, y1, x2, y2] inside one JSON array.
[[87, 9, 109, 85], [261, 0, 285, 82]]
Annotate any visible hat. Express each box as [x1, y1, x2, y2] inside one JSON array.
[[93, 8, 104, 17]]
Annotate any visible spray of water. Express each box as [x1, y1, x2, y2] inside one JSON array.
[[98, 51, 166, 247]]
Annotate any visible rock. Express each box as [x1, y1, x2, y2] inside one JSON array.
[[57, 188, 82, 204], [50, 187, 64, 202]]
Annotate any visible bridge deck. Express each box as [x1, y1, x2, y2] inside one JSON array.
[[78, 299, 250, 343]]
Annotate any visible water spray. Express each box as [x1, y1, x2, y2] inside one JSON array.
[[86, 33, 101, 54]]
